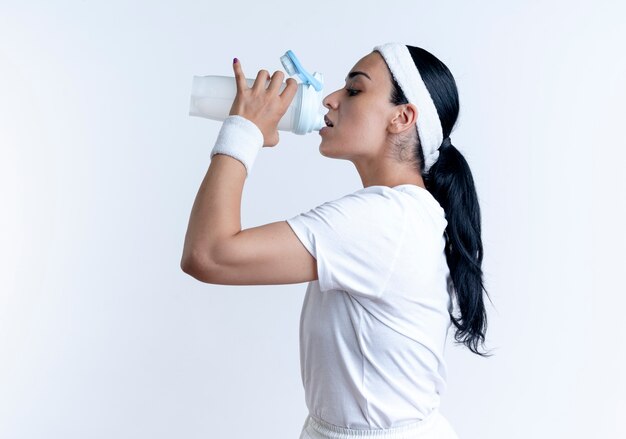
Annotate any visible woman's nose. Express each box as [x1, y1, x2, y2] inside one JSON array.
[[323, 90, 338, 110]]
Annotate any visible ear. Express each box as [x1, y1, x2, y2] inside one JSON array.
[[388, 103, 418, 134]]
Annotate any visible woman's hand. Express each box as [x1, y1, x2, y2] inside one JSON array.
[[228, 58, 299, 147]]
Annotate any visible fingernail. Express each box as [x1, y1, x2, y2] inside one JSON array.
[[233, 57, 238, 64]]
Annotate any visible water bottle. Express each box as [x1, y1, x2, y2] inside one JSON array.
[[189, 50, 326, 135]]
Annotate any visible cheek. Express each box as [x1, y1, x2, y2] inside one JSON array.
[[349, 111, 387, 145], [321, 104, 387, 152]]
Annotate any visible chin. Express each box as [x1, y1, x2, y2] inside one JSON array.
[[319, 143, 348, 160], [319, 140, 335, 156]]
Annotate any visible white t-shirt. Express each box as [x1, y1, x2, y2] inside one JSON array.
[[286, 184, 453, 429]]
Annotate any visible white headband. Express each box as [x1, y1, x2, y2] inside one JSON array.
[[373, 42, 443, 173]]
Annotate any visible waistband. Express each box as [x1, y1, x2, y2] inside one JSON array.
[[304, 408, 441, 439]]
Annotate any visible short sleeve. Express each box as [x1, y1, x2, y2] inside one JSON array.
[[286, 189, 407, 299]]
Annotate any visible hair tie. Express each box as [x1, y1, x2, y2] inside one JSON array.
[[372, 42, 443, 173], [441, 136, 452, 148]]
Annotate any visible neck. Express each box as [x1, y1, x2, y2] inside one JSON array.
[[353, 159, 425, 189]]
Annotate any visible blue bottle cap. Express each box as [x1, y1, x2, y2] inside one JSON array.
[[280, 50, 323, 91]]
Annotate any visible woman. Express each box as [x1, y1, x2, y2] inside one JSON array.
[[181, 42, 492, 438]]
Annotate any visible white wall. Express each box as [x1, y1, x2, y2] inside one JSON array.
[[1, 1, 624, 437]]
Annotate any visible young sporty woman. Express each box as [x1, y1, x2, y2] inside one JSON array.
[[182, 41, 492, 439]]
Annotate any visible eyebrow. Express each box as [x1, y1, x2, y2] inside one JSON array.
[[345, 71, 372, 81]]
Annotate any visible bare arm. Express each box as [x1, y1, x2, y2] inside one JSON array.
[[180, 153, 245, 271], [181, 58, 317, 285]]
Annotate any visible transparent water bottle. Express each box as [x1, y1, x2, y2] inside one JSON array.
[[189, 50, 325, 135]]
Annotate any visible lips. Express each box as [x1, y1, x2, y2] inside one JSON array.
[[324, 115, 334, 127]]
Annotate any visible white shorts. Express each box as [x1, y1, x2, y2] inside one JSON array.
[[298, 408, 460, 439]]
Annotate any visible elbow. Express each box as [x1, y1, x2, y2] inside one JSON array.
[[180, 250, 196, 273], [180, 256, 194, 275], [180, 254, 216, 283], [180, 247, 206, 274], [181, 239, 228, 282]]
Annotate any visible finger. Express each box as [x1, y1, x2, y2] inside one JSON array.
[[267, 70, 285, 93], [253, 69, 271, 92], [279, 77, 299, 104], [233, 58, 247, 91]]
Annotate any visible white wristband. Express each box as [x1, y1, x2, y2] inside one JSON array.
[[210, 115, 264, 177]]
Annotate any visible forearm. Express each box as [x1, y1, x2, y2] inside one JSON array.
[[182, 154, 245, 264], [181, 115, 263, 267]]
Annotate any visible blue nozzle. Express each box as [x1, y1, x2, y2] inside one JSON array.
[[280, 50, 323, 91]]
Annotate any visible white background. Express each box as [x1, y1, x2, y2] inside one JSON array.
[[1, 1, 625, 438]]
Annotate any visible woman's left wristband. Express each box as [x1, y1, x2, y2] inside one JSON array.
[[210, 115, 264, 177]]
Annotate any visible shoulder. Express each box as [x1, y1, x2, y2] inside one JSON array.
[[310, 186, 407, 224], [333, 185, 409, 208], [286, 186, 408, 248]]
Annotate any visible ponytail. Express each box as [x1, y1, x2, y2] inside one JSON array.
[[426, 140, 493, 357], [389, 46, 494, 357]]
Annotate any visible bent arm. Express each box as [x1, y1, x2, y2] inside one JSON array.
[[180, 152, 318, 286], [181, 152, 247, 271]]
